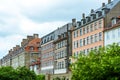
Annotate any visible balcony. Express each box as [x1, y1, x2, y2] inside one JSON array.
[[54, 68, 67, 74]]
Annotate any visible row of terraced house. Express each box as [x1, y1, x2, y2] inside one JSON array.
[[0, 0, 120, 80]]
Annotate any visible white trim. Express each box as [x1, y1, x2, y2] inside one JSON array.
[[41, 65, 53, 70], [54, 68, 67, 74]]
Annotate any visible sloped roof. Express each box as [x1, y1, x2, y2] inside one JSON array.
[[27, 38, 41, 47]]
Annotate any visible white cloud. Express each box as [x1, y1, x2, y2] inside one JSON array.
[[0, 0, 109, 58], [0, 35, 24, 58]]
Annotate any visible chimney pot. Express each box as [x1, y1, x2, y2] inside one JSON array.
[[102, 3, 105, 7], [72, 18, 76, 23], [34, 34, 39, 38], [82, 13, 85, 19], [108, 0, 111, 4], [91, 9, 94, 13]]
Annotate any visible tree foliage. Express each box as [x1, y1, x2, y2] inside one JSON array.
[[0, 66, 45, 80], [36, 74, 45, 80], [71, 43, 120, 80]]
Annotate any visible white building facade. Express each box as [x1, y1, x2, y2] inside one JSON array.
[[104, 22, 120, 46]]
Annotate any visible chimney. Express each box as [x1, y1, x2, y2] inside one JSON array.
[[27, 36, 33, 41], [72, 18, 76, 23], [23, 39, 26, 42], [16, 45, 20, 50], [108, 0, 111, 4], [9, 49, 13, 54], [82, 13, 85, 19], [72, 18, 77, 27], [102, 3, 105, 7], [21, 42, 23, 47], [91, 9, 94, 13], [21, 39, 27, 47], [33, 34, 39, 38], [16, 45, 20, 47], [13, 47, 16, 51]]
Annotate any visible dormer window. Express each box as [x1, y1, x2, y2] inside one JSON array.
[[47, 37, 49, 42], [81, 19, 86, 25], [44, 39, 46, 43], [90, 13, 96, 21], [102, 8, 110, 15], [77, 21, 81, 27], [51, 36, 53, 40], [111, 17, 117, 26], [72, 18, 77, 27], [86, 16, 91, 22], [93, 14, 96, 20], [96, 11, 102, 18], [30, 46, 34, 51]]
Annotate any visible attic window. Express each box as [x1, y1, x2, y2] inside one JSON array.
[[47, 37, 49, 41], [44, 39, 46, 43], [30, 46, 34, 51], [51, 36, 53, 40], [112, 18, 117, 26]]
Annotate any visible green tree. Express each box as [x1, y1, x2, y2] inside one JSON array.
[[36, 74, 45, 80], [0, 66, 38, 80], [0, 66, 19, 80], [71, 43, 120, 80], [17, 66, 37, 80], [53, 77, 61, 80]]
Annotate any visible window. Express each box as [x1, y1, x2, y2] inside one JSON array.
[[87, 49, 89, 54], [83, 27, 85, 34], [83, 38, 86, 46], [76, 40, 79, 48], [90, 35, 93, 43], [30, 46, 34, 51], [47, 37, 49, 41], [94, 34, 97, 42], [80, 28, 82, 36], [76, 51, 78, 57], [74, 41, 77, 49], [90, 24, 93, 32], [112, 30, 115, 38], [61, 51, 64, 58], [99, 20, 102, 28], [74, 53, 76, 57], [59, 43, 61, 48], [58, 62, 60, 69], [80, 39, 83, 47], [76, 30, 78, 37], [51, 36, 53, 40], [74, 30, 78, 38], [73, 41, 75, 49], [99, 32, 102, 41], [99, 45, 102, 49], [60, 51, 62, 58], [87, 36, 89, 44], [106, 32, 110, 40], [61, 41, 63, 47], [56, 44, 58, 49], [87, 26, 89, 33], [91, 48, 93, 51], [62, 41, 65, 47], [74, 31, 75, 38], [95, 46, 97, 51], [112, 19, 116, 26], [58, 52, 60, 59], [94, 22, 97, 30], [44, 39, 46, 43], [118, 28, 120, 37], [75, 51, 78, 57], [83, 50, 87, 54], [62, 61, 64, 68]]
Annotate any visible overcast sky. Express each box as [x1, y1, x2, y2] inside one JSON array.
[[0, 0, 108, 58]]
